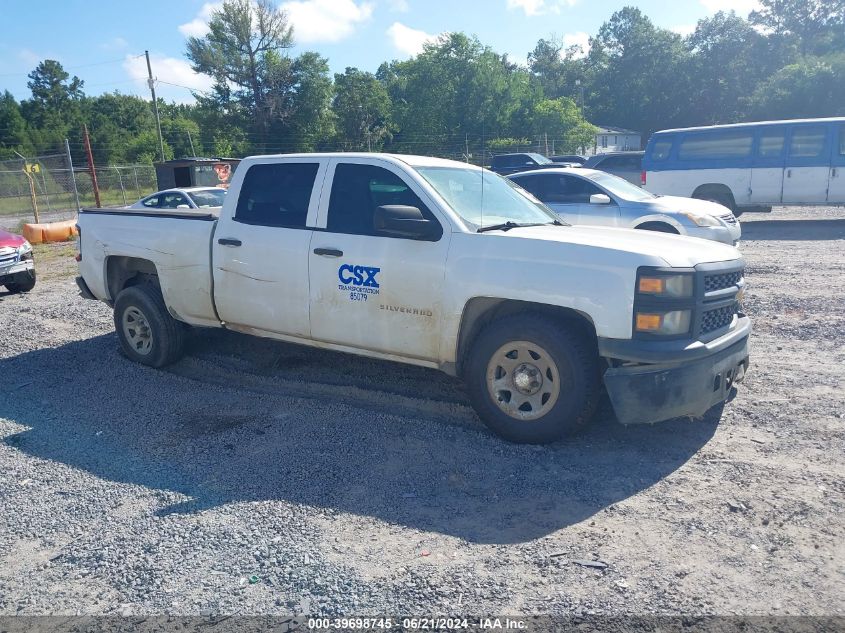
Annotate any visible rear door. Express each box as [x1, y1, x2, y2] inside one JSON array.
[[828, 123, 845, 203], [750, 127, 786, 204], [212, 158, 327, 338], [308, 159, 450, 361], [782, 124, 831, 204]]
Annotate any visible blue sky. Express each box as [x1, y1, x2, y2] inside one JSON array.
[[0, 0, 760, 104]]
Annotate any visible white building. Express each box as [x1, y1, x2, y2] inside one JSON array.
[[593, 126, 641, 154]]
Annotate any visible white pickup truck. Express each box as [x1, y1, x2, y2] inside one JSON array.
[[76, 153, 750, 443]]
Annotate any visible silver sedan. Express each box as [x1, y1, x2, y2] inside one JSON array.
[[129, 187, 227, 211], [509, 168, 741, 245]]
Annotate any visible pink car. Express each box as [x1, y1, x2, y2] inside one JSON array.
[[0, 228, 36, 293]]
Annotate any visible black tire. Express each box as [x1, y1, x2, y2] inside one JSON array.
[[464, 314, 600, 444], [113, 284, 185, 367], [635, 222, 678, 234], [4, 270, 36, 293]]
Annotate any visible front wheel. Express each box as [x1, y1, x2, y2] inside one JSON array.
[[465, 314, 600, 444], [4, 270, 36, 293], [113, 284, 185, 367]]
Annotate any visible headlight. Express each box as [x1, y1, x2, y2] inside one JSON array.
[[635, 309, 692, 335], [17, 241, 33, 261], [637, 273, 693, 298], [684, 212, 721, 227]]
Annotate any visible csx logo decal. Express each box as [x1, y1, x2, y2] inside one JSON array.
[[338, 264, 381, 288]]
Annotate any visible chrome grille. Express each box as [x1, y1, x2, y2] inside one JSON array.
[[719, 213, 737, 225], [704, 270, 742, 293], [0, 247, 17, 267], [701, 304, 736, 334]]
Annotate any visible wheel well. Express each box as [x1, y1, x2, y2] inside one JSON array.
[[455, 298, 596, 376], [635, 221, 679, 233], [106, 256, 159, 301], [692, 184, 735, 207]]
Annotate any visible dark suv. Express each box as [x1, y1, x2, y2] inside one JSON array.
[[489, 153, 561, 176], [583, 151, 644, 185]]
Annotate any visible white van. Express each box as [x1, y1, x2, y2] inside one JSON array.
[[642, 117, 845, 212]]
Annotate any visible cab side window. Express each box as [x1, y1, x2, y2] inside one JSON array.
[[142, 195, 160, 208], [160, 193, 190, 209], [235, 162, 319, 228], [327, 164, 439, 238]]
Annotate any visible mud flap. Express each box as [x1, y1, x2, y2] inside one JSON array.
[[603, 338, 749, 425]]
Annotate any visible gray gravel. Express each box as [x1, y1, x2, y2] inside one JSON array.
[[0, 206, 843, 616]]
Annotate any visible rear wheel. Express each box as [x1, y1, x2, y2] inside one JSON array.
[[4, 270, 36, 293], [465, 314, 600, 444], [113, 284, 185, 367]]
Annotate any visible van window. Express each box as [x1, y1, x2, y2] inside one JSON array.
[[789, 126, 826, 158], [679, 131, 753, 160], [235, 162, 319, 228], [650, 139, 673, 161], [758, 129, 786, 158]]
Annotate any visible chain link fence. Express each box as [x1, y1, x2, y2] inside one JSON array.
[[0, 154, 156, 229]]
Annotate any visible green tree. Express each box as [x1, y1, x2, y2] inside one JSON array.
[[0, 91, 32, 159], [684, 11, 783, 125], [531, 97, 596, 152], [748, 53, 845, 118], [20, 59, 85, 151], [283, 52, 335, 152], [587, 7, 692, 136], [528, 38, 586, 101], [333, 67, 392, 151], [750, 0, 845, 55], [186, 0, 294, 151]]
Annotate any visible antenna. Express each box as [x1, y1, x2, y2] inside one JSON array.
[[480, 124, 485, 229]]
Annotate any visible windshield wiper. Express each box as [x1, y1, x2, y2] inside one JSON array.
[[478, 221, 557, 233]]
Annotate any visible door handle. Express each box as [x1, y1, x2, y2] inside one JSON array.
[[313, 247, 343, 257], [217, 237, 242, 247], [787, 169, 792, 178]]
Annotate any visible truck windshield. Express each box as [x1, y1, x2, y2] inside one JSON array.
[[416, 167, 560, 229]]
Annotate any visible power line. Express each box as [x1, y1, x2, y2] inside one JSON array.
[[0, 54, 144, 78]]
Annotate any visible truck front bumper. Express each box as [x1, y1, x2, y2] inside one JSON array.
[[598, 317, 750, 425], [0, 259, 35, 285]]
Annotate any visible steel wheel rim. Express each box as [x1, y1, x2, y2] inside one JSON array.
[[122, 306, 154, 356], [486, 340, 561, 421]]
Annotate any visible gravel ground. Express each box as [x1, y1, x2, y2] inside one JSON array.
[[0, 206, 843, 617]]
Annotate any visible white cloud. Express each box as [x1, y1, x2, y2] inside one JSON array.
[[670, 24, 696, 37], [179, 2, 223, 37], [506, 0, 578, 16], [282, 0, 374, 43], [699, 0, 761, 16], [17, 48, 42, 67], [179, 0, 373, 44], [386, 22, 439, 57], [387, 0, 409, 11], [562, 31, 590, 57], [101, 37, 129, 51], [123, 53, 214, 104]]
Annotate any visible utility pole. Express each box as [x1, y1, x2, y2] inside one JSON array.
[[145, 50, 166, 162], [65, 138, 81, 214], [83, 125, 101, 208], [187, 130, 196, 157]]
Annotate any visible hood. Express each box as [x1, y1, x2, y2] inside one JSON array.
[[0, 229, 26, 249], [648, 195, 732, 217], [502, 224, 741, 268]]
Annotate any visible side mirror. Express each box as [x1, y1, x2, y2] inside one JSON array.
[[589, 193, 612, 205], [176, 204, 191, 209], [374, 205, 441, 240]]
